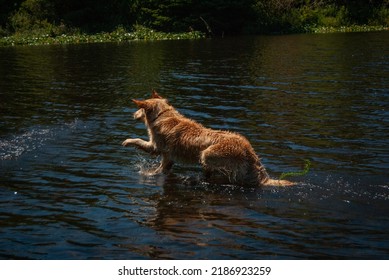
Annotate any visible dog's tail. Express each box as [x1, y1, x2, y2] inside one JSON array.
[[255, 159, 311, 187], [262, 178, 296, 187], [252, 163, 293, 187], [263, 159, 311, 187]]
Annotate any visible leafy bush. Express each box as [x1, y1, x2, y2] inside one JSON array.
[[9, 0, 55, 34], [252, 0, 295, 33], [252, 0, 388, 33], [370, 6, 389, 25], [288, 4, 351, 32]]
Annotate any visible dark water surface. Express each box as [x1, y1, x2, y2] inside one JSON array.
[[1, 32, 388, 259]]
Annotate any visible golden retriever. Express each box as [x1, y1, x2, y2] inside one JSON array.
[[122, 90, 294, 187]]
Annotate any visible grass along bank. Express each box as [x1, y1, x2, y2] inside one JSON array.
[[308, 24, 388, 33], [0, 24, 387, 47], [0, 25, 205, 47]]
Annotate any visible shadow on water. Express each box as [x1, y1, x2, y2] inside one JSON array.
[[1, 32, 389, 259]]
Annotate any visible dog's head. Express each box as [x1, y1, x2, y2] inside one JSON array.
[[132, 90, 171, 122]]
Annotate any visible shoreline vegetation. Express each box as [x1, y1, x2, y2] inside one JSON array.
[[0, 25, 388, 47], [0, 25, 205, 47], [0, 1, 388, 47]]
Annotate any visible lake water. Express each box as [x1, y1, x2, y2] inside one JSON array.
[[0, 32, 388, 259]]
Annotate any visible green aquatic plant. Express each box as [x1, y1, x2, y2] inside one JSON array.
[[311, 24, 388, 33], [0, 25, 204, 47], [279, 159, 311, 180]]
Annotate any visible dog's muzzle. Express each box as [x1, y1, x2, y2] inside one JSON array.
[[134, 108, 145, 120]]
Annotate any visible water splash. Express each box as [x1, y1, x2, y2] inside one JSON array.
[[0, 119, 79, 160], [133, 154, 161, 175]]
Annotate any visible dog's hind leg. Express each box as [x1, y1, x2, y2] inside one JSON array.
[[200, 143, 248, 184], [122, 138, 156, 154]]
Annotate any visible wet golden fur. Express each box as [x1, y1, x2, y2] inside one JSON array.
[[122, 90, 294, 187]]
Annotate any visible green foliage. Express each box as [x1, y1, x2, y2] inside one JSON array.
[[9, 0, 55, 34], [287, 4, 351, 32], [311, 24, 388, 33], [135, 0, 256, 35], [370, 5, 389, 25], [252, 0, 292, 33], [0, 0, 388, 46], [0, 24, 204, 46], [252, 0, 388, 33]]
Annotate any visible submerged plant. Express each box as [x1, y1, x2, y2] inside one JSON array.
[[279, 159, 311, 180]]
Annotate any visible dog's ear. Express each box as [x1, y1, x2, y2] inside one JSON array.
[[132, 99, 146, 108], [151, 89, 163, 99]]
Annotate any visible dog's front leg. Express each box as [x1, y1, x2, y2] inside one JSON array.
[[122, 138, 156, 154], [152, 155, 174, 175]]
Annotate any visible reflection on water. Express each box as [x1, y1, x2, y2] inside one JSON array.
[[1, 32, 388, 259]]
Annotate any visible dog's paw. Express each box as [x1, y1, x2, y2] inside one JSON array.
[[122, 139, 134, 147]]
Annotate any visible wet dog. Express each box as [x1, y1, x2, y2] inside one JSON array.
[[122, 90, 294, 187]]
